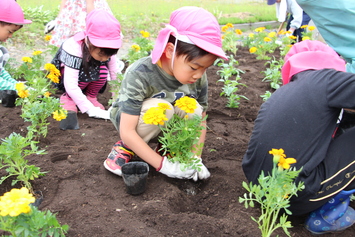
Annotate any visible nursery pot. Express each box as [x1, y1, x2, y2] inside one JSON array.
[[121, 161, 149, 195], [1, 90, 17, 107], [59, 111, 79, 130]]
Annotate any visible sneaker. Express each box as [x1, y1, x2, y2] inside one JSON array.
[[86, 96, 105, 110], [60, 93, 78, 112], [104, 140, 134, 176], [305, 206, 355, 234]]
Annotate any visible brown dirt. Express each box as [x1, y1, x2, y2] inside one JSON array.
[[1, 46, 354, 237]]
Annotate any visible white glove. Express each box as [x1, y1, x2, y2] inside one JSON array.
[[158, 156, 196, 179], [44, 20, 56, 34], [86, 107, 110, 120], [192, 157, 210, 181]]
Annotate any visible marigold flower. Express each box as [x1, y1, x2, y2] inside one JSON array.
[[21, 57, 32, 63], [32, 50, 42, 56], [300, 25, 308, 29], [221, 25, 229, 32], [278, 155, 297, 170], [248, 33, 255, 38], [221, 35, 225, 40], [289, 35, 297, 40], [226, 23, 234, 28], [18, 89, 29, 98], [0, 187, 35, 217], [308, 26, 316, 31], [249, 47, 257, 53], [268, 32, 276, 38], [143, 107, 168, 126], [175, 96, 197, 114], [44, 35, 52, 41], [302, 36, 311, 41], [44, 63, 55, 71], [264, 37, 272, 42], [52, 110, 67, 121], [47, 73, 60, 83], [131, 44, 141, 52], [255, 27, 265, 33], [44, 91, 51, 98], [157, 103, 171, 111], [140, 30, 150, 38], [15, 82, 26, 92], [235, 29, 243, 35]]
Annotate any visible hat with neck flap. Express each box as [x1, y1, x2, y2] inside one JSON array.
[[282, 40, 346, 85], [151, 6, 227, 64], [0, 0, 32, 25]]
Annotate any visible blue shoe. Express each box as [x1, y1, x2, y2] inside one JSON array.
[[305, 206, 355, 234], [305, 189, 355, 234]]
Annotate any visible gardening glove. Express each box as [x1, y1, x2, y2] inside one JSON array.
[[157, 156, 196, 179], [86, 107, 110, 120], [44, 20, 56, 34], [192, 157, 210, 182]]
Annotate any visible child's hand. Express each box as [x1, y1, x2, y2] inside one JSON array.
[[192, 157, 210, 181], [87, 107, 110, 120], [44, 20, 56, 34], [157, 156, 196, 179]]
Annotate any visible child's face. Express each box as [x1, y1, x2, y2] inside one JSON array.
[[0, 24, 22, 42], [170, 53, 218, 85]]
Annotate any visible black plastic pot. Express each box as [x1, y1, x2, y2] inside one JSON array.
[[59, 111, 79, 130], [1, 90, 17, 107], [121, 161, 149, 195]]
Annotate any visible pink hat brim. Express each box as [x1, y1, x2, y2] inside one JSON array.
[[73, 31, 122, 49]]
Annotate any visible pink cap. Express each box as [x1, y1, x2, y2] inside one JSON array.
[[0, 0, 32, 25], [151, 6, 227, 64], [282, 40, 346, 85], [74, 9, 122, 49]]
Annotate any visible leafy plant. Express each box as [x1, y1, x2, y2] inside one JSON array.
[[248, 27, 281, 60], [239, 148, 305, 237], [124, 30, 154, 65], [260, 91, 272, 101], [0, 187, 69, 237], [221, 23, 243, 55], [142, 97, 205, 171], [0, 133, 46, 193], [262, 57, 283, 90]]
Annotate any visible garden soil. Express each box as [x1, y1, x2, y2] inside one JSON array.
[[1, 46, 354, 237]]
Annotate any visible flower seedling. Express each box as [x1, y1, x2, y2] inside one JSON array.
[[239, 148, 305, 237]]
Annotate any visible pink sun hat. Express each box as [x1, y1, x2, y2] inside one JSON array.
[[151, 6, 227, 64], [282, 40, 346, 85], [74, 9, 122, 49], [0, 0, 32, 25]]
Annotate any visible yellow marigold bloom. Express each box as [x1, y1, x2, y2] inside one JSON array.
[[175, 96, 197, 114], [47, 73, 60, 84], [278, 155, 297, 170], [221, 25, 229, 32], [52, 110, 67, 121], [289, 35, 297, 40], [264, 37, 272, 42], [18, 89, 29, 98], [308, 26, 316, 31], [302, 36, 311, 41], [249, 47, 257, 53], [269, 148, 286, 163], [131, 44, 141, 52], [268, 32, 276, 38], [140, 30, 150, 38], [235, 29, 243, 35], [0, 187, 35, 217], [21, 57, 32, 63], [287, 44, 293, 48], [255, 27, 265, 32], [248, 33, 255, 38], [44, 91, 51, 98], [44, 63, 55, 71], [279, 30, 286, 35], [226, 23, 234, 28], [32, 50, 42, 56], [157, 103, 171, 111], [44, 35, 52, 41], [300, 25, 308, 29], [221, 35, 225, 40], [143, 107, 168, 126], [15, 82, 25, 91]]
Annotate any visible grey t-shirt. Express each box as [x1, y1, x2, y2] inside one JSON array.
[[111, 56, 208, 128]]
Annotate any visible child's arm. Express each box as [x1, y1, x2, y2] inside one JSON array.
[[0, 69, 17, 91], [86, 0, 95, 14]]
